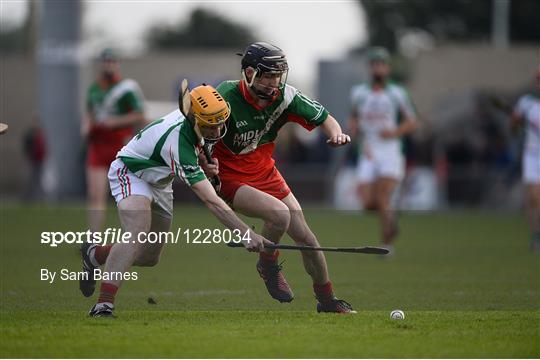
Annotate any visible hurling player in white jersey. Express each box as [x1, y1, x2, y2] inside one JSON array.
[[349, 47, 418, 254], [511, 68, 540, 251], [82, 85, 270, 317]]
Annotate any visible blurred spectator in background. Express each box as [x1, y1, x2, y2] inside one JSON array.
[[81, 48, 146, 232], [22, 115, 46, 201], [510, 68, 540, 252], [349, 47, 418, 254]]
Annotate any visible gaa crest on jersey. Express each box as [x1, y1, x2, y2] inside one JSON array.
[[236, 120, 248, 127]]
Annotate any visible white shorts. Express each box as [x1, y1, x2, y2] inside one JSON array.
[[523, 151, 540, 184], [356, 153, 405, 183], [108, 158, 174, 218]]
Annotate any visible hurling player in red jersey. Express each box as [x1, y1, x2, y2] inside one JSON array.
[[207, 42, 355, 313]]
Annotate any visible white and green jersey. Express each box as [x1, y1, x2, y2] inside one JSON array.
[[117, 109, 206, 187], [514, 94, 540, 153], [350, 82, 416, 156]]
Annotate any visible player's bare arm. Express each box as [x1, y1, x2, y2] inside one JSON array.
[[191, 179, 269, 252], [100, 111, 145, 129], [380, 117, 419, 139], [81, 112, 92, 138], [321, 115, 351, 147]]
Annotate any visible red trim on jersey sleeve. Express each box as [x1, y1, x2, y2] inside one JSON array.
[[287, 113, 317, 131]]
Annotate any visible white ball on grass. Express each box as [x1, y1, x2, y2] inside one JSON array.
[[390, 310, 405, 319]]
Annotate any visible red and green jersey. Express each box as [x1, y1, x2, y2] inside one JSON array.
[[86, 78, 145, 143], [214, 80, 329, 179], [87, 78, 144, 121]]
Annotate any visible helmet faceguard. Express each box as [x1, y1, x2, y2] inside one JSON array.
[[198, 122, 228, 145], [239, 42, 289, 99], [189, 85, 231, 143]]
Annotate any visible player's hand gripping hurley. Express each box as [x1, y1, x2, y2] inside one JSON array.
[[178, 79, 221, 191]]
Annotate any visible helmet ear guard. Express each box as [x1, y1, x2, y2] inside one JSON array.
[[241, 67, 258, 88]]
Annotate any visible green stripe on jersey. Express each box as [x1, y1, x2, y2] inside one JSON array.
[[149, 122, 182, 166], [177, 120, 206, 186], [119, 156, 167, 173], [136, 118, 164, 140]]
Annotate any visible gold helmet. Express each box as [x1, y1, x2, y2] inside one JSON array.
[[190, 85, 231, 127]]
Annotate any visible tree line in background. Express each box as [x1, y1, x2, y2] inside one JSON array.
[[146, 9, 254, 50], [360, 0, 540, 52], [0, 7, 253, 55], [1, 2, 538, 54]]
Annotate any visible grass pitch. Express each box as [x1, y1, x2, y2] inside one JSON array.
[[1, 205, 539, 358]]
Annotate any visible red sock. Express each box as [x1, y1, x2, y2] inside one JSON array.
[[259, 250, 280, 264], [98, 282, 118, 304], [313, 281, 334, 300], [94, 245, 112, 265]]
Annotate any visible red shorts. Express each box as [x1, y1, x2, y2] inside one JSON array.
[[219, 166, 291, 203], [87, 141, 125, 168], [87, 127, 132, 168]]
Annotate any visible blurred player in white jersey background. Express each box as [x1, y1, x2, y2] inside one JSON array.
[[349, 47, 418, 254], [511, 68, 540, 251]]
